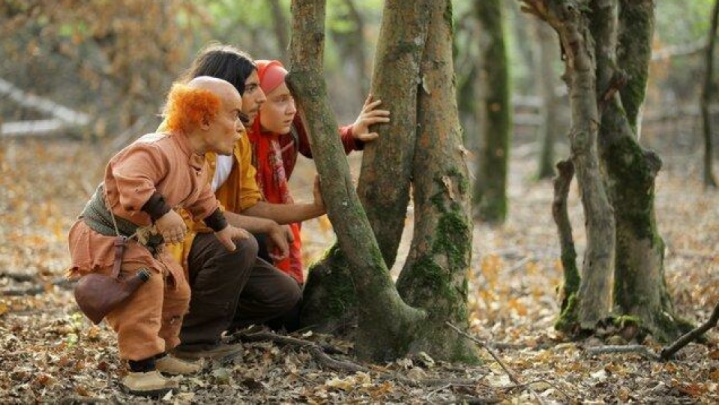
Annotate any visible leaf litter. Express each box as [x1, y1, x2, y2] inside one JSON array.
[[0, 139, 717, 403]]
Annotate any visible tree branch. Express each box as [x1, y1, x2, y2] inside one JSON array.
[[447, 322, 546, 405], [661, 301, 719, 360]]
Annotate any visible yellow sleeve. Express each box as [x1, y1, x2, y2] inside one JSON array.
[[237, 136, 262, 210]]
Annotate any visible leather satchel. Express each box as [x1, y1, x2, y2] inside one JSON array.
[[74, 236, 151, 324]]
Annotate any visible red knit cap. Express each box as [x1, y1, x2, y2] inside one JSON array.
[[255, 60, 288, 94]]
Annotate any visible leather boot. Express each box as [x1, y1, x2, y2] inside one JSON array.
[[155, 354, 203, 375], [121, 370, 178, 397]]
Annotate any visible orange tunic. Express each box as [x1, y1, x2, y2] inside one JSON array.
[[69, 132, 219, 281], [67, 131, 221, 360]]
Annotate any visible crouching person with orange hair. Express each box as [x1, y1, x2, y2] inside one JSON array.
[[67, 77, 250, 397]]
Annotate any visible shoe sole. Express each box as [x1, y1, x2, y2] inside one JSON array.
[[156, 366, 203, 376], [122, 385, 177, 398]]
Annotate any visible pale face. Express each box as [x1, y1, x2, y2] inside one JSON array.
[[259, 81, 297, 135], [207, 89, 245, 156], [241, 70, 266, 123]]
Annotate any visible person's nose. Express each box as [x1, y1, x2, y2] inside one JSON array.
[[288, 98, 297, 115], [256, 88, 267, 105], [236, 119, 245, 134]]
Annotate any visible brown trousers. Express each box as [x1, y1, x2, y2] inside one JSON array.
[[178, 233, 301, 349], [104, 251, 190, 361]]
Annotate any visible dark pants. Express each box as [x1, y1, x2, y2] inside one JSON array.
[[253, 233, 272, 263], [178, 233, 302, 348]]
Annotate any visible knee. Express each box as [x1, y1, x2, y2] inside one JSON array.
[[233, 235, 259, 258], [276, 276, 302, 313], [213, 235, 259, 272]]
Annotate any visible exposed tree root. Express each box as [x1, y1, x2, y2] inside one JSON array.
[[230, 328, 482, 388]]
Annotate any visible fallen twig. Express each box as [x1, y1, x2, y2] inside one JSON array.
[[447, 322, 547, 405], [661, 301, 719, 360], [233, 329, 481, 388]]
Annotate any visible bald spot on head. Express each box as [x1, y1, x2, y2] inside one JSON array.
[[187, 76, 242, 107]]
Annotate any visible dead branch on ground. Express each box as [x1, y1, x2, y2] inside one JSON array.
[[661, 301, 719, 360]]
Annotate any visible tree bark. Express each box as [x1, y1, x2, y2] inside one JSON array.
[[522, 0, 616, 331], [473, 0, 511, 224], [536, 20, 561, 179], [292, 0, 476, 363], [356, 0, 431, 267], [551, 159, 580, 321], [701, 0, 719, 188], [395, 0, 478, 363], [591, 0, 690, 341], [301, 0, 431, 334], [287, 0, 425, 362]]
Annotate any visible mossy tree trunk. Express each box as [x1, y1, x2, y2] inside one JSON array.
[[595, 0, 689, 341], [473, 0, 511, 223], [521, 0, 616, 331], [395, 0, 478, 362], [300, 0, 431, 334], [288, 0, 425, 362], [289, 0, 476, 363], [701, 0, 719, 188], [524, 0, 689, 341]]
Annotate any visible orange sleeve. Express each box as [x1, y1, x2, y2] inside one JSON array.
[[109, 144, 167, 220]]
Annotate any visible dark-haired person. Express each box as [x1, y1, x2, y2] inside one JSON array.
[[169, 45, 387, 362], [168, 45, 322, 362], [68, 77, 251, 396]]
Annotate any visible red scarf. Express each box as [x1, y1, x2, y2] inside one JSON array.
[[248, 62, 303, 284]]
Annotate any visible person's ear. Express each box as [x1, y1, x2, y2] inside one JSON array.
[[200, 114, 212, 130]]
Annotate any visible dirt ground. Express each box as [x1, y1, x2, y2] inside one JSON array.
[[0, 136, 717, 404]]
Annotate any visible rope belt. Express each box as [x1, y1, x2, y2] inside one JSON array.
[[80, 184, 164, 255]]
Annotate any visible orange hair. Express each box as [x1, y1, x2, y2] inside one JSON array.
[[164, 83, 221, 132]]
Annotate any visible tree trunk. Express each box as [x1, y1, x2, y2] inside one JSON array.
[[701, 0, 719, 188], [301, 0, 431, 334], [356, 0, 431, 267], [454, 11, 481, 151], [522, 0, 616, 331], [291, 0, 476, 363], [524, 0, 690, 341], [287, 0, 425, 362], [474, 0, 511, 223], [395, 0, 478, 363], [594, 0, 690, 341], [552, 159, 580, 320], [268, 0, 290, 61], [536, 20, 560, 180]]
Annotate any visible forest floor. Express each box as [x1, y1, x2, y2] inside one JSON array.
[[0, 137, 718, 404]]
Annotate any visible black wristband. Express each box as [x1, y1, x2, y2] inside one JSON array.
[[141, 191, 171, 221], [204, 207, 228, 232]]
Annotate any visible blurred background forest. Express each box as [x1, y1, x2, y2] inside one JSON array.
[[2, 2, 719, 402], [1, 0, 717, 171]]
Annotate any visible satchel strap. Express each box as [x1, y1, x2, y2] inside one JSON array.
[[111, 236, 127, 279]]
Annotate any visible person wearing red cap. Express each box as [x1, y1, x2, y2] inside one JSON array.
[[249, 60, 390, 284]]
